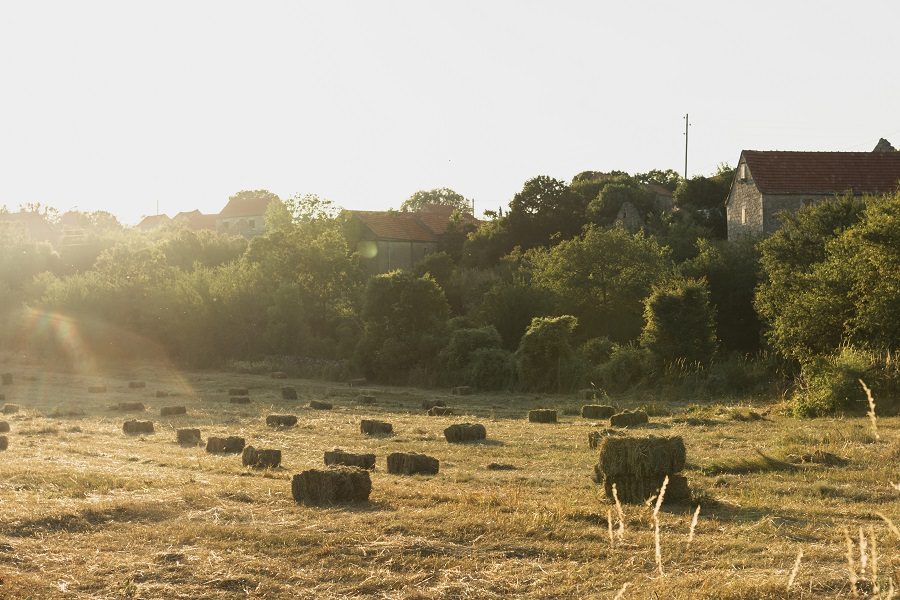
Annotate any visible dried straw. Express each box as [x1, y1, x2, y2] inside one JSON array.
[[858, 379, 880, 442], [786, 549, 803, 591]]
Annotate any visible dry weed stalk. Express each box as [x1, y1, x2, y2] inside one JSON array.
[[844, 526, 859, 598], [606, 509, 614, 549], [891, 481, 900, 492], [612, 582, 630, 600], [859, 526, 868, 573], [786, 549, 803, 591], [869, 526, 879, 596], [687, 505, 701, 544], [653, 475, 669, 577], [612, 483, 625, 539], [858, 379, 880, 442], [876, 512, 900, 541]]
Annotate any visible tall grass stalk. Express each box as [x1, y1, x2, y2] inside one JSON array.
[[858, 379, 880, 442], [687, 505, 701, 544], [786, 549, 803, 591], [868, 526, 879, 596], [606, 509, 614, 549], [612, 484, 625, 539], [858, 526, 868, 573], [612, 582, 630, 600], [844, 527, 859, 598], [653, 475, 669, 577], [876, 512, 900, 541]]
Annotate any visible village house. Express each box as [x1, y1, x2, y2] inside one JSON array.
[[726, 139, 900, 241]]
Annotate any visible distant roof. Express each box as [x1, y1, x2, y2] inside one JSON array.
[[349, 204, 478, 242], [219, 195, 277, 218], [0, 211, 57, 241], [413, 204, 478, 236], [136, 214, 171, 230], [643, 183, 674, 197], [174, 210, 217, 230], [743, 150, 900, 195]]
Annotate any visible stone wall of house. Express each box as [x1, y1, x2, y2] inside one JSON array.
[[726, 159, 764, 241], [217, 216, 266, 237], [370, 240, 437, 273], [761, 194, 831, 234]]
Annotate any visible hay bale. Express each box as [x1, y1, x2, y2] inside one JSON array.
[[0, 435, 7, 450], [348, 378, 367, 387], [581, 405, 616, 419], [128, 381, 146, 389], [609, 409, 649, 427], [155, 390, 169, 398], [356, 395, 376, 405], [597, 473, 691, 505], [587, 428, 624, 449], [1, 373, 13, 385], [0, 421, 9, 433], [242, 446, 281, 469], [451, 386, 473, 396], [444, 423, 487, 443], [160, 406, 187, 416], [116, 402, 145, 412], [309, 400, 332, 410], [206, 436, 245, 454], [176, 428, 202, 445], [229, 396, 251, 404], [360, 419, 392, 435], [266, 414, 298, 428], [281, 386, 298, 400], [1, 404, 20, 415], [291, 467, 372, 505], [486, 463, 517, 471], [271, 371, 288, 379], [577, 388, 598, 401], [594, 436, 689, 504], [228, 387, 249, 396], [122, 420, 154, 435], [88, 385, 107, 394], [528, 409, 557, 423], [324, 449, 376, 470], [427, 406, 454, 416], [422, 399, 446, 410], [386, 452, 439, 476]]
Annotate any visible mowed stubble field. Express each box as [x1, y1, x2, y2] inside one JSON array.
[[0, 358, 897, 599]]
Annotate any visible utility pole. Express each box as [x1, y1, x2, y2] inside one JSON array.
[[683, 113, 691, 180]]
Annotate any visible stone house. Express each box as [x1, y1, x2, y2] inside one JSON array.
[[726, 143, 900, 241], [216, 195, 276, 237]]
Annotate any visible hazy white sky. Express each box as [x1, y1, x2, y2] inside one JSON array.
[[1, 1, 898, 224]]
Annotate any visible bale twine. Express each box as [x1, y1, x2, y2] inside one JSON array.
[[0, 435, 7, 450], [444, 423, 487, 443], [266, 414, 298, 428], [528, 409, 557, 423], [229, 396, 251, 404], [1, 373, 13, 385], [88, 385, 107, 394], [577, 388, 598, 401], [348, 378, 367, 387], [309, 400, 333, 410], [160, 406, 187, 416], [386, 452, 439, 476], [271, 371, 288, 379], [116, 402, 145, 412], [281, 387, 298, 401], [422, 399, 446, 410], [128, 381, 146, 389], [123, 420, 154, 435], [242, 446, 282, 469], [581, 405, 616, 419], [594, 436, 690, 504], [609, 410, 649, 427], [356, 395, 376, 405], [451, 386, 473, 396], [1, 404, 20, 415], [427, 406, 454, 416], [228, 387, 249, 397], [360, 419, 392, 436], [0, 421, 9, 433], [323, 449, 376, 470], [291, 467, 372, 505], [176, 428, 202, 445], [206, 436, 245, 454]]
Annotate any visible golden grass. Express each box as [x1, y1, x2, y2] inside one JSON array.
[[0, 355, 896, 598]]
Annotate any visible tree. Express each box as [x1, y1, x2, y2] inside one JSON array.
[[401, 188, 470, 212], [516, 315, 581, 392], [636, 169, 682, 192], [505, 176, 587, 250], [672, 166, 734, 238], [640, 277, 717, 367]]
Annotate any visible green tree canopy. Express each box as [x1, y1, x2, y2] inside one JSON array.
[[401, 188, 470, 212]]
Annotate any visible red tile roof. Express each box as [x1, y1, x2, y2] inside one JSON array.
[[219, 195, 277, 218], [135, 214, 171, 230], [351, 211, 437, 242], [744, 151, 900, 195], [174, 210, 217, 231], [414, 204, 478, 236]]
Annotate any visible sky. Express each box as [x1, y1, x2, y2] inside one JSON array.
[[1, 1, 899, 225]]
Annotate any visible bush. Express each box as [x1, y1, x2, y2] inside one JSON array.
[[439, 326, 503, 374], [640, 277, 717, 367], [594, 343, 652, 393], [580, 337, 614, 365], [468, 348, 516, 391], [516, 315, 582, 392]]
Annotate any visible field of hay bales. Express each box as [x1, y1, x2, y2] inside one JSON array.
[[0, 359, 897, 599]]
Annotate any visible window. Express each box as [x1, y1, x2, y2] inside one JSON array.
[[741, 206, 747, 225], [739, 164, 748, 181], [248, 219, 255, 229]]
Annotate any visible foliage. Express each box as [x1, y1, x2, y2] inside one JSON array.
[[640, 277, 717, 367], [673, 169, 733, 237], [400, 188, 470, 213], [413, 252, 454, 291], [515, 315, 581, 392], [439, 326, 503, 374], [593, 343, 652, 393], [505, 176, 587, 250], [473, 278, 556, 350], [580, 337, 614, 365], [468, 347, 516, 391]]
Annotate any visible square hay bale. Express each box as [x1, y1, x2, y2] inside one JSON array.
[[581, 405, 616, 419], [0, 435, 7, 450], [1, 404, 20, 415], [360, 419, 393, 436], [323, 449, 376, 470], [0, 421, 9, 433], [1, 373, 13, 385], [176, 428, 202, 445], [422, 399, 446, 410], [598, 473, 691, 505], [587, 428, 624, 449], [155, 391, 169, 398], [387, 452, 439, 476], [309, 400, 333, 410], [128, 381, 146, 389], [427, 406, 454, 416], [116, 402, 145, 412], [291, 467, 372, 505], [577, 388, 598, 401], [528, 409, 557, 423], [451, 386, 473, 396], [228, 387, 249, 397], [271, 371, 288, 379], [486, 463, 517, 471], [281, 386, 298, 400], [160, 406, 187, 416], [348, 378, 367, 387], [123, 420, 154, 435], [266, 414, 298, 428], [206, 436, 245, 454], [229, 396, 251, 404], [594, 435, 689, 504], [88, 385, 107, 394], [609, 409, 649, 427], [356, 395, 376, 405], [242, 446, 282, 469], [444, 423, 487, 443]]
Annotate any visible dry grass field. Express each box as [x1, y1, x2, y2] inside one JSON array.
[[0, 356, 897, 599]]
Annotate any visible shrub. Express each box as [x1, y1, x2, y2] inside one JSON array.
[[580, 337, 614, 365], [439, 326, 503, 374], [468, 348, 516, 391], [640, 277, 717, 367], [594, 343, 652, 393], [516, 315, 582, 392]]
